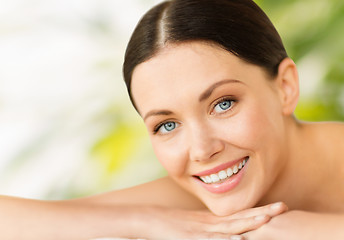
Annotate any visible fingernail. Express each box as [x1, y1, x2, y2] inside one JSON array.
[[230, 235, 243, 240], [254, 214, 267, 221], [270, 202, 283, 210]]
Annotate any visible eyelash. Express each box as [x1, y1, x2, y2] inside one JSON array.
[[152, 96, 237, 135]]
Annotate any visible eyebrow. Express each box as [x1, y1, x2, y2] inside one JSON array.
[[143, 79, 243, 121], [198, 79, 243, 102], [143, 110, 173, 121]]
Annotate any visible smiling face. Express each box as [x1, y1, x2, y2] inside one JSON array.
[[131, 42, 291, 216]]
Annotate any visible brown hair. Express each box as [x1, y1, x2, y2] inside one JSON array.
[[123, 0, 288, 108]]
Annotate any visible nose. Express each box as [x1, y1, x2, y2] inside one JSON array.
[[188, 123, 225, 162]]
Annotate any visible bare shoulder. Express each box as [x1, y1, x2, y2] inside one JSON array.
[[321, 121, 344, 130], [302, 121, 344, 163], [305, 121, 344, 142], [306, 121, 344, 169], [81, 177, 206, 210], [316, 121, 344, 143]]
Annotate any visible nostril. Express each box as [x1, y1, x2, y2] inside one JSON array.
[[210, 150, 221, 159]]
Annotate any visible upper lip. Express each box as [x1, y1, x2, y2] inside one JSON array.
[[193, 157, 247, 177]]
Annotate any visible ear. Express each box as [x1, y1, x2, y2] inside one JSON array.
[[275, 58, 299, 116]]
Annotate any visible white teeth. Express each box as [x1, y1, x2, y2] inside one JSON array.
[[218, 170, 227, 180], [227, 168, 233, 177], [210, 174, 220, 183], [233, 165, 238, 174], [198, 157, 249, 184]]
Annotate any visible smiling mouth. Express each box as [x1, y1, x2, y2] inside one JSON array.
[[195, 157, 249, 184]]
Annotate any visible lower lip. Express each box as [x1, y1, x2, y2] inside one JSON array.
[[195, 159, 248, 194]]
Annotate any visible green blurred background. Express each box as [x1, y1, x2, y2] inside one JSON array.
[[0, 0, 343, 200]]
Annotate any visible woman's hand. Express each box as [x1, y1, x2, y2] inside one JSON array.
[[137, 202, 288, 239], [242, 210, 344, 240]]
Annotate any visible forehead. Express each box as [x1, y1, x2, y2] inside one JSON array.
[[131, 42, 263, 114]]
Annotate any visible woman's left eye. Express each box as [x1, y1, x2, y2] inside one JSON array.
[[213, 99, 234, 114]]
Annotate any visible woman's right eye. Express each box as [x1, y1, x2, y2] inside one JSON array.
[[154, 121, 178, 134]]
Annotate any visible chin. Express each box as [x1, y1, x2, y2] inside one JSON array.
[[202, 191, 261, 216], [207, 202, 244, 216], [202, 198, 244, 216]]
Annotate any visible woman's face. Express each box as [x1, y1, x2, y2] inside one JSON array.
[[131, 42, 288, 216]]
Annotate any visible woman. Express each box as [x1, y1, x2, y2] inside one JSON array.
[[1, 0, 343, 239]]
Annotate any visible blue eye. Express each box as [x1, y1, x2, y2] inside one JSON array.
[[214, 99, 234, 113], [163, 122, 176, 131], [155, 121, 178, 134]]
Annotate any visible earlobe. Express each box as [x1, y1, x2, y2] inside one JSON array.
[[276, 58, 299, 116]]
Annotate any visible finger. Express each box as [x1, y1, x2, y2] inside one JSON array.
[[206, 214, 271, 234], [227, 202, 288, 220]]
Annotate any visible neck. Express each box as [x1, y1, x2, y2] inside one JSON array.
[[257, 118, 329, 211]]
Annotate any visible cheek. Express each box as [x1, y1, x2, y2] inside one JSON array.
[[223, 111, 266, 149], [228, 98, 285, 185], [151, 137, 188, 177], [222, 99, 284, 154]]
